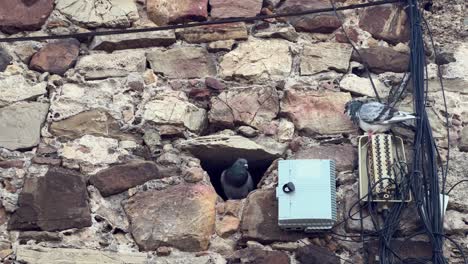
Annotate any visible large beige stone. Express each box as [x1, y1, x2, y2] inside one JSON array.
[[16, 246, 147, 264], [0, 74, 46, 107], [50, 110, 135, 141], [281, 89, 355, 135], [75, 51, 146, 80], [179, 135, 281, 170], [55, 0, 139, 28], [60, 135, 129, 165], [143, 95, 207, 133], [49, 78, 135, 122], [147, 47, 216, 79], [209, 86, 280, 130], [124, 183, 217, 251], [220, 38, 292, 80], [340, 74, 390, 98], [0, 102, 49, 150], [300, 42, 352, 75]]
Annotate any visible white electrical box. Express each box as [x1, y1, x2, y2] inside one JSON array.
[[276, 159, 337, 232]]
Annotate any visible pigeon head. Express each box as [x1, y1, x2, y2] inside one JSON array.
[[344, 100, 364, 124], [233, 158, 248, 170]]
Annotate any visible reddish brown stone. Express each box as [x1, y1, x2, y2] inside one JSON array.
[[0, 206, 7, 226], [8, 167, 91, 231], [281, 89, 355, 135], [210, 0, 263, 19], [189, 88, 212, 100], [0, 160, 24, 169], [279, 0, 341, 33], [241, 189, 307, 243], [359, 4, 409, 44], [147, 0, 208, 25], [31, 157, 61, 166], [296, 245, 340, 264], [90, 161, 162, 197], [352, 47, 410, 73], [366, 241, 432, 262], [335, 27, 359, 43], [293, 144, 357, 171], [227, 248, 290, 264], [29, 39, 80, 75], [0, 0, 54, 33], [205, 77, 226, 90]]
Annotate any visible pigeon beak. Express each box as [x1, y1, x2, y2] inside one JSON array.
[[244, 164, 248, 169]]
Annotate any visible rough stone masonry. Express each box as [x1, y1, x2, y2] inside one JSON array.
[[0, 0, 467, 263]]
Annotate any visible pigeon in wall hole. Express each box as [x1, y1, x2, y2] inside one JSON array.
[[344, 100, 416, 137], [220, 158, 254, 200]]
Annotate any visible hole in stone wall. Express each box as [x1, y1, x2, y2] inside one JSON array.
[[201, 158, 272, 200]]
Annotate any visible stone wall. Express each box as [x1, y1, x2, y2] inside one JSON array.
[[0, 0, 467, 263]]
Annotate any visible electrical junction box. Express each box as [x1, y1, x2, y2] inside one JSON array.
[[276, 159, 337, 232]]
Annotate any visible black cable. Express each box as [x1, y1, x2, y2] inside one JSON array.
[[446, 179, 468, 195], [329, 0, 382, 102], [0, 0, 401, 43]]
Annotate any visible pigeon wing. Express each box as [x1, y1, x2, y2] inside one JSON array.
[[358, 102, 397, 125], [245, 171, 254, 193], [220, 169, 235, 199]]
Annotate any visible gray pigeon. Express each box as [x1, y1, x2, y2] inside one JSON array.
[[221, 158, 254, 200], [344, 100, 416, 135]]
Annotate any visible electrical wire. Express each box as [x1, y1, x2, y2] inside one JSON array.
[[446, 180, 468, 195]]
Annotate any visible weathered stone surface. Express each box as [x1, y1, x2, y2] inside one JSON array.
[[90, 161, 161, 197], [151, 252, 225, 264], [0, 0, 54, 33], [60, 135, 129, 165], [460, 127, 468, 151], [75, 51, 146, 80], [210, 0, 263, 19], [293, 144, 356, 171], [49, 79, 134, 122], [281, 89, 355, 135], [0, 102, 49, 150], [0, 48, 12, 72], [300, 42, 352, 75], [205, 77, 226, 90], [352, 47, 410, 73], [335, 27, 359, 43], [359, 4, 409, 44], [208, 40, 236, 52], [216, 215, 240, 238], [340, 74, 390, 98], [18, 232, 62, 243], [0, 160, 24, 169], [220, 38, 292, 80], [147, 47, 216, 78], [50, 110, 134, 141], [444, 210, 468, 234], [253, 23, 299, 42], [296, 244, 340, 264], [366, 241, 431, 263], [143, 95, 207, 132], [241, 189, 306, 243], [238, 126, 258, 138], [16, 246, 147, 264], [29, 39, 80, 75], [176, 23, 248, 43], [147, 0, 208, 25], [209, 86, 279, 130], [279, 0, 341, 33], [55, 0, 139, 28], [90, 31, 176, 51], [8, 167, 91, 231], [227, 248, 290, 264], [180, 135, 281, 171], [124, 184, 217, 251], [0, 74, 47, 107]]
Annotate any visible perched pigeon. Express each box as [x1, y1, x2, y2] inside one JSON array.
[[344, 100, 416, 135], [221, 158, 253, 200]]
